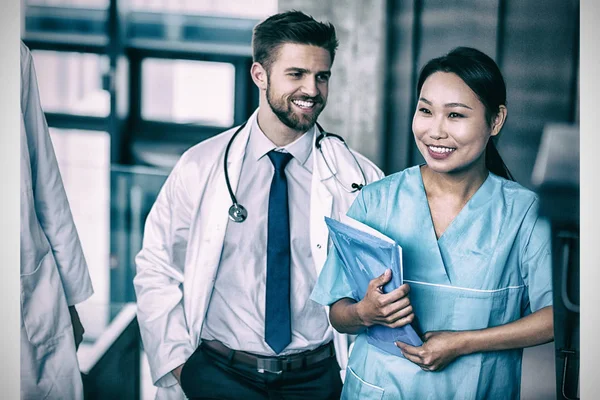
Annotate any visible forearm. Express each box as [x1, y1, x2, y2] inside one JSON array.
[[459, 306, 554, 356], [329, 298, 368, 335]]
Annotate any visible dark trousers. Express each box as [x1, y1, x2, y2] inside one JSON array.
[[180, 344, 343, 400]]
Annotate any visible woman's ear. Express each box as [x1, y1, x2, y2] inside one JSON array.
[[490, 105, 507, 137], [250, 62, 268, 91]]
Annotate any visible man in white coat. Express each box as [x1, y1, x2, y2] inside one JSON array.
[[134, 11, 384, 400], [20, 41, 94, 399]]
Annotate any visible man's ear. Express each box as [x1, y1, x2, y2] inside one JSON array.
[[490, 105, 507, 137], [251, 62, 268, 91]]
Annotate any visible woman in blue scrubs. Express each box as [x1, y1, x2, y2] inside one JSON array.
[[311, 47, 554, 399]]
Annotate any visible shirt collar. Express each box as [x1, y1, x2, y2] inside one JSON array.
[[248, 117, 315, 167]]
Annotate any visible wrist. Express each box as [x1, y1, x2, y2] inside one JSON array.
[[172, 364, 184, 383], [353, 301, 371, 328], [456, 330, 476, 356]]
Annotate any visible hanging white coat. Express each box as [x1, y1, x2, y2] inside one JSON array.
[[20, 42, 94, 400], [134, 109, 384, 400]]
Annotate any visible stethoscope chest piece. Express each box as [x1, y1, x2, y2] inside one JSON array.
[[228, 203, 248, 223]]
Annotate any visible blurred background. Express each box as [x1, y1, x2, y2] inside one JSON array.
[[21, 0, 580, 398]]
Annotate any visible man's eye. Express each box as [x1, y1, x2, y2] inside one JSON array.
[[317, 74, 330, 82], [288, 73, 301, 78]]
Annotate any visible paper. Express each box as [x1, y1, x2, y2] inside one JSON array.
[[325, 216, 423, 357]]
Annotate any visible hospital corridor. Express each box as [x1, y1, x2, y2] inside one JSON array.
[[20, 0, 580, 399]]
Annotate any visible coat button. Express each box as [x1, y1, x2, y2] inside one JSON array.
[[316, 244, 322, 249]]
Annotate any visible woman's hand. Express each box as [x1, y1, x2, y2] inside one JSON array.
[[396, 306, 554, 372], [396, 331, 466, 372], [356, 269, 414, 328]]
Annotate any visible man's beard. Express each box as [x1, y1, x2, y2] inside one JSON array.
[[266, 78, 325, 132]]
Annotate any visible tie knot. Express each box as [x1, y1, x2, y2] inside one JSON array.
[[267, 150, 293, 172]]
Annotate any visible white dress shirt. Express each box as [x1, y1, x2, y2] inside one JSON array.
[[201, 118, 333, 356]]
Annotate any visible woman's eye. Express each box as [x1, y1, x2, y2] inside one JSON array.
[[419, 108, 431, 114], [448, 112, 464, 118]]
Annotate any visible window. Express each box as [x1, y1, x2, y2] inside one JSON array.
[[26, 0, 108, 9], [32, 50, 110, 117], [129, 0, 276, 19], [141, 58, 235, 126], [49, 128, 110, 312]]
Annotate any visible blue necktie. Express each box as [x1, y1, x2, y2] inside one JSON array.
[[265, 150, 293, 354]]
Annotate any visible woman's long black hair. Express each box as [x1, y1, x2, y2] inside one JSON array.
[[416, 47, 514, 181]]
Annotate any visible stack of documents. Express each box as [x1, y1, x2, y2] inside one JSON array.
[[325, 215, 423, 357]]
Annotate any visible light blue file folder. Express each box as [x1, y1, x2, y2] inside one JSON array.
[[324, 216, 423, 357]]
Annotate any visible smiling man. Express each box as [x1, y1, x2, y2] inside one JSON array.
[[133, 10, 384, 400]]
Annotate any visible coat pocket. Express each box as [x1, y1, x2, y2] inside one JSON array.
[[341, 366, 384, 400], [21, 251, 71, 347]]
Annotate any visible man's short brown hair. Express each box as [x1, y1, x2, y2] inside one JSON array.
[[252, 10, 339, 72]]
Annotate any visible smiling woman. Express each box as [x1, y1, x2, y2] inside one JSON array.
[[312, 47, 554, 400], [414, 47, 513, 181]]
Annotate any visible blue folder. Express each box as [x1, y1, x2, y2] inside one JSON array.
[[324, 216, 423, 357]]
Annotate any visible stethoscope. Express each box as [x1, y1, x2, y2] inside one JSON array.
[[225, 121, 367, 223]]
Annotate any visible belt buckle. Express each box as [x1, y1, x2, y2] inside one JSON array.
[[256, 357, 283, 374]]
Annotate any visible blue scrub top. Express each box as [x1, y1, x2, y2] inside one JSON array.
[[311, 166, 553, 400]]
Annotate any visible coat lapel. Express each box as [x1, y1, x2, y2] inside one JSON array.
[[188, 112, 254, 346]]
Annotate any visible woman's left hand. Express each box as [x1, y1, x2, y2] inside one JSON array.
[[395, 331, 465, 372]]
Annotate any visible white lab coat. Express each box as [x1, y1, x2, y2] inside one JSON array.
[[134, 109, 384, 399], [20, 42, 94, 400]]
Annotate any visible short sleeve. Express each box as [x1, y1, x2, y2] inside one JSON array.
[[520, 201, 553, 313], [310, 191, 368, 306]]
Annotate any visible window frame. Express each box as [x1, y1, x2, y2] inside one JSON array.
[[23, 2, 260, 165]]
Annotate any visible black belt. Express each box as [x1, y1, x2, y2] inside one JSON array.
[[200, 340, 336, 374]]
